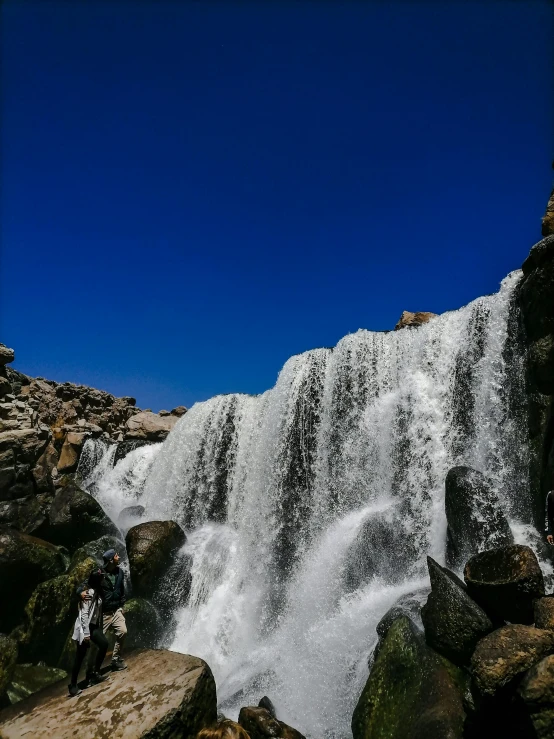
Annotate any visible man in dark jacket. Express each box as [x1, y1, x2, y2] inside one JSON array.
[[101, 548, 128, 671], [545, 490, 554, 545]]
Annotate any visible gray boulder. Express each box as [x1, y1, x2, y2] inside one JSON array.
[[126, 520, 186, 599]]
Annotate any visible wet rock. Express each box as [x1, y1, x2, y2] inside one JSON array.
[[471, 624, 554, 697], [464, 544, 545, 624], [125, 410, 179, 441], [518, 654, 554, 739], [17, 556, 96, 666], [114, 439, 152, 465], [56, 432, 86, 473], [535, 598, 554, 630], [36, 478, 118, 552], [371, 588, 428, 664], [0, 649, 217, 739], [124, 597, 162, 650], [445, 466, 514, 568], [118, 504, 146, 531], [421, 557, 493, 666], [238, 706, 306, 739], [126, 520, 186, 598], [259, 695, 277, 718], [68, 534, 126, 571], [5, 662, 67, 705], [0, 494, 51, 535], [352, 616, 466, 739], [0, 526, 67, 633], [394, 311, 437, 330], [0, 634, 18, 707]]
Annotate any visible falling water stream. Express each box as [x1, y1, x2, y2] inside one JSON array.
[[79, 271, 538, 738]]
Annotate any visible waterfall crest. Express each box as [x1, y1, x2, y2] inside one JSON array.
[[81, 271, 534, 738]]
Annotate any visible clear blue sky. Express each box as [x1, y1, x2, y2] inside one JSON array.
[[1, 1, 552, 411]]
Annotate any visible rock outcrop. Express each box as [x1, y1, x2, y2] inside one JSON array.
[[394, 311, 437, 330], [239, 706, 306, 739], [464, 544, 544, 624], [445, 466, 513, 567], [0, 649, 217, 739], [125, 410, 181, 441], [126, 520, 186, 599]]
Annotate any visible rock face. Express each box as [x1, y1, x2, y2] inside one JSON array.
[[471, 624, 554, 697], [464, 544, 545, 624], [124, 597, 162, 650], [421, 557, 493, 666], [126, 520, 186, 598], [0, 526, 67, 633], [238, 706, 306, 739], [535, 598, 554, 630], [518, 654, 554, 739], [394, 311, 437, 330], [0, 635, 18, 707], [0, 649, 217, 739], [125, 410, 180, 441], [5, 663, 67, 705], [445, 466, 514, 567], [352, 616, 466, 739]]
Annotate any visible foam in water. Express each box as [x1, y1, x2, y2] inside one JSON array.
[[82, 271, 533, 738]]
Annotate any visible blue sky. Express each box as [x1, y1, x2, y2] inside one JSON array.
[[1, 0, 552, 411]]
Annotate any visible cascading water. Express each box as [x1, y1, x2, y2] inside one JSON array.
[[80, 271, 538, 738]]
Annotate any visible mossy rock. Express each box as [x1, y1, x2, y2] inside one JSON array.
[[126, 521, 186, 598], [0, 634, 18, 707], [69, 534, 126, 571], [6, 662, 67, 705], [125, 597, 162, 650], [17, 556, 96, 666], [352, 617, 466, 739]]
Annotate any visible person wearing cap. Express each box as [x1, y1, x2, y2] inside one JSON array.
[[100, 548, 128, 671]]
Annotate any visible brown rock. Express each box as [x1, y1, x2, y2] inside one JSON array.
[[0, 345, 15, 366], [0, 649, 217, 738], [126, 520, 186, 598], [518, 654, 554, 739], [471, 624, 554, 696], [32, 442, 58, 492], [238, 706, 306, 739], [171, 405, 188, 417], [464, 544, 545, 624], [56, 431, 86, 473], [125, 410, 179, 441], [535, 598, 554, 630], [394, 311, 437, 331]]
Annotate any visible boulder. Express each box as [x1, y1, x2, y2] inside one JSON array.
[[371, 588, 428, 664], [421, 557, 493, 666], [394, 311, 437, 330], [464, 544, 545, 624], [518, 654, 554, 739], [32, 442, 58, 492], [5, 663, 67, 705], [0, 526, 67, 633], [36, 478, 118, 552], [125, 411, 179, 441], [118, 504, 146, 531], [123, 597, 162, 650], [471, 624, 554, 697], [0, 649, 217, 739], [535, 598, 554, 630], [238, 706, 306, 739], [541, 185, 554, 237], [0, 427, 50, 501], [353, 617, 466, 739], [126, 520, 186, 598], [171, 406, 187, 417], [56, 432, 86, 473], [258, 695, 277, 718], [17, 556, 96, 666], [0, 494, 50, 535], [0, 635, 18, 707], [68, 534, 127, 571], [0, 345, 15, 366], [445, 466, 514, 567]]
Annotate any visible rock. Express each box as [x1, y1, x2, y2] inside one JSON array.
[[464, 544, 545, 624], [371, 588, 429, 664], [0, 494, 50, 535], [125, 411, 179, 441], [258, 695, 277, 718], [238, 706, 306, 739], [421, 557, 493, 666], [5, 663, 67, 705], [445, 466, 514, 567], [118, 504, 146, 528], [126, 520, 186, 598], [0, 526, 67, 633], [0, 345, 15, 366], [0, 635, 18, 707], [56, 432, 86, 473], [0, 649, 217, 739], [471, 624, 554, 697], [114, 439, 152, 465], [518, 654, 554, 739], [171, 406, 187, 417], [394, 311, 437, 331], [123, 597, 162, 650], [541, 185, 554, 237], [17, 556, 96, 666], [0, 427, 50, 501], [535, 598, 554, 630], [68, 534, 126, 571], [32, 443, 58, 492], [352, 616, 466, 739], [36, 478, 118, 552]]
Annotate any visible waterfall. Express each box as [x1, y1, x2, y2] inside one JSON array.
[[81, 271, 535, 738]]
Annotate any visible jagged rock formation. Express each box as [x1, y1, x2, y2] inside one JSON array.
[[0, 649, 217, 739], [394, 310, 437, 330]]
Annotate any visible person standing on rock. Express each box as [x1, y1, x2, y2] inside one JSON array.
[[101, 548, 128, 671], [546, 490, 554, 545]]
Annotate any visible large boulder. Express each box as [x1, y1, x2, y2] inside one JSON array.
[[124, 597, 162, 650], [17, 556, 96, 666], [36, 478, 118, 552], [238, 706, 305, 739], [471, 624, 554, 697], [535, 598, 554, 630], [352, 616, 466, 739], [0, 635, 18, 707], [464, 544, 545, 624], [0, 526, 67, 633], [421, 557, 493, 666], [0, 649, 217, 739], [126, 520, 186, 599], [394, 311, 437, 330], [0, 493, 51, 535], [5, 663, 67, 705], [125, 411, 179, 441], [518, 654, 554, 739], [371, 588, 429, 664], [445, 466, 514, 568]]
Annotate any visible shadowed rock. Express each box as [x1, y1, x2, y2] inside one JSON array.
[[518, 654, 554, 739], [0, 649, 217, 739], [535, 598, 554, 631], [0, 635, 17, 707], [258, 695, 276, 718], [126, 520, 186, 599], [239, 706, 306, 739]]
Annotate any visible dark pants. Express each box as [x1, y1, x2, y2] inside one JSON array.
[[70, 624, 108, 685]]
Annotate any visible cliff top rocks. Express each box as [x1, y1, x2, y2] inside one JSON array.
[[394, 311, 437, 330]]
